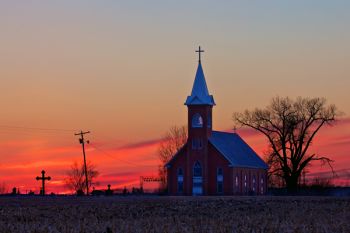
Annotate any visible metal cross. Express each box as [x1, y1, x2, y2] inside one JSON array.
[[195, 46, 204, 63], [36, 170, 51, 196]]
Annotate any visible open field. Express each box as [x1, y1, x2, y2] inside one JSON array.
[[0, 196, 349, 233]]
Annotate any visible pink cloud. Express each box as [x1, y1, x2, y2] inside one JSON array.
[[0, 117, 349, 193], [115, 138, 163, 150]]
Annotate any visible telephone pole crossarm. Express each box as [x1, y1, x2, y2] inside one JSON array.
[[75, 130, 91, 195]]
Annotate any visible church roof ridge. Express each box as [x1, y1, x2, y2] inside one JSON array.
[[209, 131, 268, 169], [212, 130, 237, 135]]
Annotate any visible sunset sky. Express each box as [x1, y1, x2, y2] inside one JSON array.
[[0, 1, 349, 194]]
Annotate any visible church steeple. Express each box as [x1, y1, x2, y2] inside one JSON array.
[[185, 46, 215, 106]]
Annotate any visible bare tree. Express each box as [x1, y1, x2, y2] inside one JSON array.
[[158, 126, 187, 190], [64, 161, 99, 195], [233, 96, 338, 192]]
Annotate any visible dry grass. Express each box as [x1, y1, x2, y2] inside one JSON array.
[[0, 196, 349, 233]]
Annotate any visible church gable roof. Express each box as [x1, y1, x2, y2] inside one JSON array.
[[209, 131, 268, 169], [185, 62, 215, 106], [165, 144, 187, 168]]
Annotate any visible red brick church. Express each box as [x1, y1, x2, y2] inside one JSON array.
[[166, 47, 268, 195]]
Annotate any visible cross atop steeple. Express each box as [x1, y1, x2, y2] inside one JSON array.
[[196, 46, 204, 63]]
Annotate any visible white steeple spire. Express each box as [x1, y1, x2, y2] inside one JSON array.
[[185, 46, 215, 106]]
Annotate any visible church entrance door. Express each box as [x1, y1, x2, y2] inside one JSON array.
[[192, 161, 203, 195], [192, 177, 203, 195]]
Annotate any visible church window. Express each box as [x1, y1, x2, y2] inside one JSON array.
[[217, 168, 223, 194], [244, 174, 247, 193], [177, 168, 184, 193], [235, 175, 239, 187], [193, 161, 202, 177], [192, 138, 203, 150], [252, 175, 256, 193], [192, 113, 203, 128], [260, 177, 264, 194], [217, 167, 223, 176]]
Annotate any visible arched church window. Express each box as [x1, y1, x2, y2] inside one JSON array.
[[217, 168, 223, 194], [192, 113, 203, 128], [260, 177, 264, 194], [252, 175, 256, 193], [193, 161, 202, 177], [177, 168, 184, 193]]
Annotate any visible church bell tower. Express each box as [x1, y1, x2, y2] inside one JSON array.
[[184, 46, 215, 195]]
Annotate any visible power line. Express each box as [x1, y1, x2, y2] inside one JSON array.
[[89, 144, 150, 168], [0, 125, 157, 168], [0, 125, 75, 132], [0, 130, 74, 137]]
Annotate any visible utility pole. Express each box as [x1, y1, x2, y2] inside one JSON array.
[[75, 130, 90, 195]]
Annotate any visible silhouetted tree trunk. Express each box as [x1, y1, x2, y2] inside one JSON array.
[[64, 161, 99, 195], [158, 126, 187, 190], [0, 182, 8, 194], [233, 97, 338, 193]]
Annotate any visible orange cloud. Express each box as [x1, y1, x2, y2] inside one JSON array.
[[0, 118, 349, 194]]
